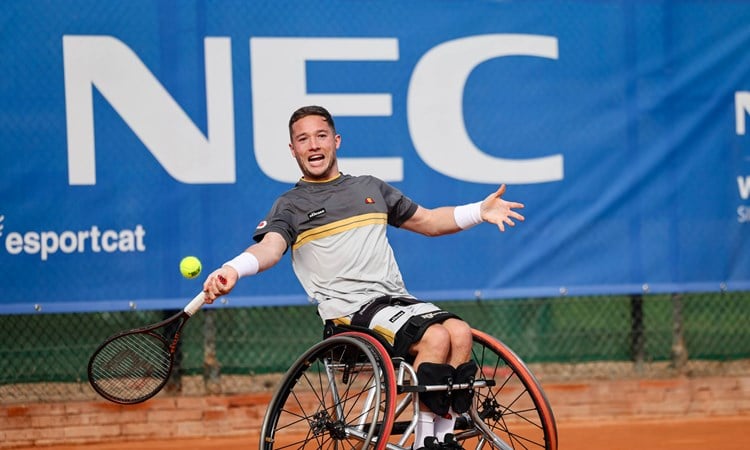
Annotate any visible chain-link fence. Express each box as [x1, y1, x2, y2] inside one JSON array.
[[2, 292, 750, 404]]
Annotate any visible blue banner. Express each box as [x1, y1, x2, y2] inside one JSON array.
[[2, 0, 749, 313]]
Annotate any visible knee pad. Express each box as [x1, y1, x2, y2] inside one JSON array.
[[416, 362, 454, 416], [451, 360, 478, 414]]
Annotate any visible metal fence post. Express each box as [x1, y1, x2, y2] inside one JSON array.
[[670, 293, 688, 373], [629, 294, 645, 372], [203, 309, 222, 394]]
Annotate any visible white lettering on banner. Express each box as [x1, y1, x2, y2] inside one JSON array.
[[408, 34, 564, 184], [739, 205, 750, 223], [734, 95, 750, 223], [739, 176, 750, 200], [735, 91, 750, 135], [63, 36, 235, 185], [251, 37, 402, 183], [4, 224, 146, 261], [63, 34, 564, 186]]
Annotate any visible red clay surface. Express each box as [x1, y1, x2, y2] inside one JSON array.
[[13, 415, 750, 450]]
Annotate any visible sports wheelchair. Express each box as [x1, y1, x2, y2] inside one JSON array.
[[259, 325, 558, 450]]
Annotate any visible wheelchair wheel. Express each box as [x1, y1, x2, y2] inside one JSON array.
[[260, 333, 397, 450], [456, 329, 558, 450]]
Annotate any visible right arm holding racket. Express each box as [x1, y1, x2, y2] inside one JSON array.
[[87, 232, 287, 404]]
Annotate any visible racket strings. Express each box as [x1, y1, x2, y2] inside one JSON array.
[[90, 332, 172, 402]]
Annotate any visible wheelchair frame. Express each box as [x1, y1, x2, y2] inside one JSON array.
[[260, 328, 558, 450]]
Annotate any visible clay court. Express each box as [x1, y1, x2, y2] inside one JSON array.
[[10, 416, 749, 450], [5, 372, 749, 450]]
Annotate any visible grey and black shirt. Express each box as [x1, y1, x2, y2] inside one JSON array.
[[253, 174, 419, 320]]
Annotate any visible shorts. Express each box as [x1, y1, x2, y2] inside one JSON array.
[[327, 296, 459, 360]]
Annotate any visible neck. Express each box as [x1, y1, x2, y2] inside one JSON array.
[[301, 172, 341, 183]]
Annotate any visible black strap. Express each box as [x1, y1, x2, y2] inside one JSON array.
[[350, 296, 391, 327], [350, 296, 420, 328], [393, 310, 459, 358], [328, 297, 460, 361]]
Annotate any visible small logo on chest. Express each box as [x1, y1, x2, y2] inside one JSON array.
[[307, 208, 326, 220]]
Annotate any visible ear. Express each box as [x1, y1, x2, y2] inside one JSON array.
[[335, 133, 341, 150]]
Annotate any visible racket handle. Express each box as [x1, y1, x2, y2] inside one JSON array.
[[184, 291, 206, 316]]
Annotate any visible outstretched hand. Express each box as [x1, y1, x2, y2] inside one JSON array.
[[480, 184, 525, 232]]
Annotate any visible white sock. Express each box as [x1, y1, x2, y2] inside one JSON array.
[[414, 410, 436, 449], [434, 409, 457, 442]]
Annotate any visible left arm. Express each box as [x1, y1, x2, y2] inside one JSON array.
[[400, 184, 525, 237]]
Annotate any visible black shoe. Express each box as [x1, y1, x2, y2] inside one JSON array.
[[416, 436, 441, 450], [441, 433, 464, 449]]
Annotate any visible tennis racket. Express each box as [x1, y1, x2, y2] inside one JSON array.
[[87, 291, 207, 404]]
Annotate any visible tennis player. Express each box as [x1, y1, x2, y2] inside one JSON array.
[[203, 105, 525, 449]]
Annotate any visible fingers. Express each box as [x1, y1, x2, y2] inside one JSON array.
[[505, 200, 525, 210], [481, 185, 526, 232], [483, 184, 507, 204], [487, 186, 524, 211], [202, 268, 235, 303], [508, 210, 525, 222], [497, 216, 516, 232]]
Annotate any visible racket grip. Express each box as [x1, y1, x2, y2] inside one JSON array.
[[184, 291, 206, 316]]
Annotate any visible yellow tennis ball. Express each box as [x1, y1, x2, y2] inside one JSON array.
[[179, 256, 202, 279]]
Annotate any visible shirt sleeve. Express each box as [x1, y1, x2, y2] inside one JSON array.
[[252, 196, 296, 252], [378, 179, 419, 227]]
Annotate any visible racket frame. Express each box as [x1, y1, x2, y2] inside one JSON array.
[[87, 292, 205, 404]]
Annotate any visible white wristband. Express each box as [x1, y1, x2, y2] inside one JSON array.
[[454, 201, 483, 230], [223, 252, 260, 278]]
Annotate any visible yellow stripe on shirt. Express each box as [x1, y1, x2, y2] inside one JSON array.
[[293, 212, 387, 250]]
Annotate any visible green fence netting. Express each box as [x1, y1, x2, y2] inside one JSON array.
[[2, 292, 749, 403]]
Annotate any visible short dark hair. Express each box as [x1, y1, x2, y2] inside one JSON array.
[[288, 105, 336, 138]]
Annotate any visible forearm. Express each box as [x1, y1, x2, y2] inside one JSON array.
[[402, 187, 522, 236], [226, 232, 286, 276], [204, 232, 286, 302], [402, 205, 475, 237]]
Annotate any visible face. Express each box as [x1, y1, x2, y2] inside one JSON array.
[[289, 114, 341, 181]]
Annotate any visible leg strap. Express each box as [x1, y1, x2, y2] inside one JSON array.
[[393, 310, 459, 360], [417, 362, 454, 416], [451, 360, 478, 414]]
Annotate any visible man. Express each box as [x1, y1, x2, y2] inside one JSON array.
[[202, 105, 525, 449]]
